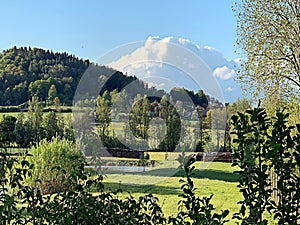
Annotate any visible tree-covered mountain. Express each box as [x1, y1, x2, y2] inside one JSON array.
[[0, 46, 212, 108], [0, 46, 139, 106], [0, 46, 88, 105]]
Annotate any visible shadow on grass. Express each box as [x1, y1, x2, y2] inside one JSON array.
[[103, 167, 239, 183], [103, 182, 181, 196], [175, 169, 239, 182], [101, 168, 238, 196]]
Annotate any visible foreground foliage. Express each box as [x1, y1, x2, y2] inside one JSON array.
[[0, 146, 228, 225], [1, 108, 299, 224], [232, 108, 300, 224]]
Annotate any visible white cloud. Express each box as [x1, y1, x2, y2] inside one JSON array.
[[99, 36, 242, 102], [178, 37, 191, 45], [213, 66, 236, 80], [226, 87, 233, 92], [145, 81, 166, 89], [203, 46, 216, 51]]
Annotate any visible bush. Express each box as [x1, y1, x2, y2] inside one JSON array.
[[231, 108, 300, 224], [27, 138, 85, 194]]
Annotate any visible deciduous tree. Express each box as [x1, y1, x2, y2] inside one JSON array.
[[27, 96, 43, 144], [0, 115, 17, 146], [235, 0, 300, 101], [47, 84, 57, 105]]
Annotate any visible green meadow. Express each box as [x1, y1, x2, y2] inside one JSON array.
[[99, 152, 243, 224], [94, 151, 277, 224]]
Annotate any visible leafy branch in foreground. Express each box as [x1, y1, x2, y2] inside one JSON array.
[[170, 155, 229, 225], [0, 142, 229, 224], [231, 108, 300, 224]]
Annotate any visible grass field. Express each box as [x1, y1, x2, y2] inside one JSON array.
[[0, 111, 72, 118], [99, 154, 242, 224], [95, 151, 276, 224]]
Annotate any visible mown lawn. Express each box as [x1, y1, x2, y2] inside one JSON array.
[[101, 160, 243, 224]]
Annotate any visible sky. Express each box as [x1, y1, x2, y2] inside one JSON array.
[[0, 0, 239, 62]]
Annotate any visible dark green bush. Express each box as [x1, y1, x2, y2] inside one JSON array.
[[231, 108, 300, 224]]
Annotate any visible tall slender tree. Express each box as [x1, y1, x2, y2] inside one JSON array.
[[14, 113, 33, 148], [95, 95, 111, 139], [129, 95, 150, 140], [27, 96, 43, 145], [47, 84, 57, 106]]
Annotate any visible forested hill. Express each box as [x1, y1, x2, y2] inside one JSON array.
[[0, 46, 138, 106], [0, 46, 211, 108]]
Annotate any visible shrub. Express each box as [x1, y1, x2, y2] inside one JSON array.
[[231, 108, 300, 224], [27, 138, 85, 194]]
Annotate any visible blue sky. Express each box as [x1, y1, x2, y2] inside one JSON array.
[[1, 0, 239, 61]]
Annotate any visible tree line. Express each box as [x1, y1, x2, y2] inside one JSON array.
[[0, 85, 224, 152], [0, 97, 74, 148], [0, 87, 250, 153], [77, 87, 246, 155]]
